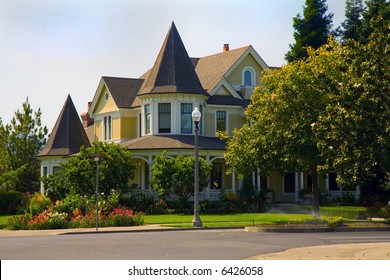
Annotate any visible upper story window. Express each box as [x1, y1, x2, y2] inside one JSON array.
[[181, 103, 192, 133], [216, 111, 226, 132], [145, 104, 151, 134], [242, 67, 255, 86], [158, 103, 171, 133], [103, 116, 112, 140]]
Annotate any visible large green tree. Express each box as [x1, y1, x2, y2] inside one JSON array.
[[43, 142, 136, 199], [226, 41, 346, 217], [285, 0, 334, 62], [151, 153, 211, 208], [0, 99, 48, 193], [315, 14, 390, 199]]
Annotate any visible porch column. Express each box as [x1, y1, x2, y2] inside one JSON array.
[[257, 168, 261, 194], [148, 154, 153, 196], [325, 173, 329, 190], [206, 154, 210, 199], [231, 165, 236, 193], [300, 172, 304, 191], [295, 172, 299, 202]]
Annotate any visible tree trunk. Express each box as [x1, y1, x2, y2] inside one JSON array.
[[311, 171, 320, 218]]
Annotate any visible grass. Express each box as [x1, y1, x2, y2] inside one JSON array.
[[0, 215, 20, 230], [144, 213, 315, 227]]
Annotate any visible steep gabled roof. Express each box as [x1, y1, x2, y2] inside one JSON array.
[[38, 95, 91, 157], [138, 22, 207, 95], [103, 76, 143, 108], [194, 46, 251, 92]]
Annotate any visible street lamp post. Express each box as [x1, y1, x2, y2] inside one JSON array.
[[92, 154, 104, 232], [192, 107, 202, 227]]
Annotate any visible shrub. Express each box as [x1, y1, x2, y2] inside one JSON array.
[[28, 193, 52, 218], [0, 191, 29, 215], [28, 210, 68, 230], [376, 206, 390, 223], [105, 208, 144, 227], [53, 194, 90, 216], [326, 216, 344, 227], [7, 215, 30, 230]]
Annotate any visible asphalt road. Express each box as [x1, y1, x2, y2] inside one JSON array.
[[1, 229, 390, 260]]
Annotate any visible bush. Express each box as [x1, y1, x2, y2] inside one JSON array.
[[105, 208, 144, 227], [377, 206, 390, 223], [7, 215, 30, 230], [28, 210, 68, 230], [326, 216, 344, 227], [0, 191, 29, 215], [28, 193, 52, 218]]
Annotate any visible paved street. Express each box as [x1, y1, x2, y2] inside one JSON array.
[[1, 229, 390, 260]]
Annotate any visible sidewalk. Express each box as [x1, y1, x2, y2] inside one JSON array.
[[247, 243, 390, 260]]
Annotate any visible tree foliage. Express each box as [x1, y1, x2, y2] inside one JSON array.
[[151, 152, 211, 207], [43, 142, 136, 199], [315, 14, 390, 191], [285, 0, 334, 62], [0, 99, 48, 193]]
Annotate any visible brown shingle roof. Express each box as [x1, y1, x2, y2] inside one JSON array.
[[138, 22, 207, 96], [121, 135, 226, 150], [38, 95, 91, 157], [103, 76, 143, 108], [194, 46, 251, 92]]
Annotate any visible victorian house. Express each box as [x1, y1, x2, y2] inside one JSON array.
[[39, 22, 354, 203]]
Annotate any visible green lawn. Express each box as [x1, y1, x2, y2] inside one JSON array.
[[144, 213, 314, 227], [0, 215, 18, 229]]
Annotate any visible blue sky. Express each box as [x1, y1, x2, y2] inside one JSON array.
[[1, 0, 346, 131]]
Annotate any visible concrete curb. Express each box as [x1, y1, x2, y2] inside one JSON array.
[[245, 226, 390, 233]]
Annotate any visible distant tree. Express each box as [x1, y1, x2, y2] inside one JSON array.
[[285, 0, 334, 62], [0, 99, 48, 193], [151, 153, 211, 208], [43, 142, 136, 199], [338, 0, 364, 42]]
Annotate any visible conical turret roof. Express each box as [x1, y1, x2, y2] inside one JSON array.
[[38, 95, 91, 156], [139, 22, 207, 95]]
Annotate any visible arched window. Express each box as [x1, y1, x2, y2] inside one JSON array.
[[244, 70, 252, 86], [242, 67, 255, 86]]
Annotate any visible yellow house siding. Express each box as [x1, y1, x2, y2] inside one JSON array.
[[94, 88, 118, 115], [94, 120, 102, 141], [215, 85, 230, 96], [226, 54, 263, 87], [204, 112, 215, 136], [228, 114, 244, 135], [121, 117, 138, 140], [112, 117, 120, 140]]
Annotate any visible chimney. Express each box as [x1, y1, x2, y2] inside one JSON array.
[[81, 101, 94, 128], [223, 44, 230, 52]]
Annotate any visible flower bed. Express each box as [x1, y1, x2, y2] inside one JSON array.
[[7, 207, 144, 230]]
